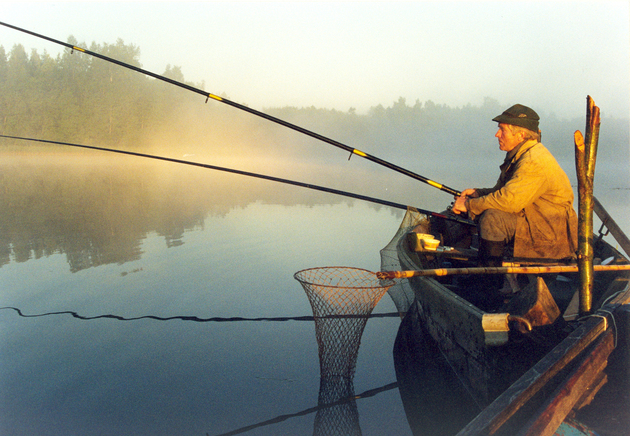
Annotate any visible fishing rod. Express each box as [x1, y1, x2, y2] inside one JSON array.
[[0, 134, 474, 226], [0, 21, 461, 197]]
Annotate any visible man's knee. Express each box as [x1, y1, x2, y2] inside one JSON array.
[[478, 209, 517, 242]]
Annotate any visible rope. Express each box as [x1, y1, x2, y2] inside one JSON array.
[[0, 306, 399, 323], [575, 288, 627, 348]]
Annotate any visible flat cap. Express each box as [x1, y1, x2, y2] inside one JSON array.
[[492, 104, 539, 132]]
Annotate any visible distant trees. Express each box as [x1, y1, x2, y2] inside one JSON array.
[[0, 38, 195, 148], [1, 39, 627, 165]]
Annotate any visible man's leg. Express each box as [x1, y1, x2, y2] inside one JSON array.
[[478, 208, 518, 254], [475, 209, 518, 308]]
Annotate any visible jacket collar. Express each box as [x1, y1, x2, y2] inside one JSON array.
[[501, 140, 539, 174], [505, 139, 539, 163]]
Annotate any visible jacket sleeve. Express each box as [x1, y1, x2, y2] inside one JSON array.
[[468, 154, 548, 215], [475, 184, 499, 198]]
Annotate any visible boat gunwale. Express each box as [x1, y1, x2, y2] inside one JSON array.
[[455, 284, 630, 435]]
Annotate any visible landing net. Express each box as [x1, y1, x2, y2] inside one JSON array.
[[379, 207, 430, 317], [294, 266, 394, 379], [313, 376, 361, 436]]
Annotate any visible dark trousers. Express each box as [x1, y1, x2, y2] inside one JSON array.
[[478, 209, 518, 244]]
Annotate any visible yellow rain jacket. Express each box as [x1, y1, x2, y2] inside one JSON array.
[[468, 140, 578, 259]]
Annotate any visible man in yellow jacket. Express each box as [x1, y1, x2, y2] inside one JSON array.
[[452, 104, 578, 278]]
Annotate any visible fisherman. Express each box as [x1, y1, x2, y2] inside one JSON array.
[[451, 104, 578, 296]]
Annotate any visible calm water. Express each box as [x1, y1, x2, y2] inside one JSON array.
[[1, 147, 628, 436], [0, 150, 414, 436]]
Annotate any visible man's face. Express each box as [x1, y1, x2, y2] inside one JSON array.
[[495, 123, 522, 152]]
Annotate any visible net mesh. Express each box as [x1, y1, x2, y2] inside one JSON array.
[[379, 208, 430, 316], [294, 266, 394, 379], [313, 377, 361, 436]]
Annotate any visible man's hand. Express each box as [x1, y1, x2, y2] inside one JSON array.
[[452, 195, 468, 215], [460, 188, 479, 198], [452, 189, 478, 215]]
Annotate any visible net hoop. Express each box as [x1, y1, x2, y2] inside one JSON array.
[[294, 266, 395, 291], [295, 266, 395, 379]]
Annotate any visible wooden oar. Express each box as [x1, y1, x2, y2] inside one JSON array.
[[0, 21, 461, 197], [593, 196, 630, 258], [377, 264, 630, 280]]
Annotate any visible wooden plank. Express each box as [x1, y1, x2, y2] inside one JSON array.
[[593, 196, 630, 258], [517, 330, 615, 436], [409, 275, 493, 404], [398, 238, 496, 404], [573, 371, 607, 411], [399, 239, 488, 358], [456, 315, 608, 436], [456, 285, 630, 436], [611, 284, 630, 305]]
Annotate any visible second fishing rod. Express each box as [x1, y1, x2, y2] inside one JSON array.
[[0, 21, 461, 198], [0, 134, 473, 227]]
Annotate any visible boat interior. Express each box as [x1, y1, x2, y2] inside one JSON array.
[[408, 215, 630, 321]]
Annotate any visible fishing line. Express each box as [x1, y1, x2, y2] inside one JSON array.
[[0, 306, 400, 323], [0, 133, 474, 226], [0, 20, 461, 197]]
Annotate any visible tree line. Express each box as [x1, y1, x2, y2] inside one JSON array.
[[1, 38, 628, 165], [0, 38, 196, 147]]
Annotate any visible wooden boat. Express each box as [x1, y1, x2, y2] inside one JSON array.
[[385, 201, 630, 436], [382, 98, 630, 436]]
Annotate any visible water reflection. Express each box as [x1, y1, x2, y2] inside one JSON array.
[[1, 151, 204, 270], [313, 376, 362, 436], [294, 267, 396, 435], [0, 147, 409, 434], [213, 382, 398, 436], [0, 149, 409, 272], [393, 302, 481, 435]]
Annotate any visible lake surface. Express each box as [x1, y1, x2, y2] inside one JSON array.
[[0, 150, 416, 436], [1, 147, 628, 436]]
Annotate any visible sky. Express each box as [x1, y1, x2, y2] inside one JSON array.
[[1, 1, 629, 120]]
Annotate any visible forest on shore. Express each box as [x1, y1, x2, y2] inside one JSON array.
[[1, 38, 628, 167]]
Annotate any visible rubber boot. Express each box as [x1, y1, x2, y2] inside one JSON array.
[[470, 239, 506, 311], [478, 238, 505, 269]]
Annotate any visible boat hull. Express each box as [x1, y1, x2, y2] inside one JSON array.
[[389, 209, 630, 420]]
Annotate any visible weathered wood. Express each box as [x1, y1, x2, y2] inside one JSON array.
[[456, 315, 608, 435], [572, 371, 607, 411], [377, 263, 630, 279], [456, 287, 630, 436], [593, 196, 630, 258], [517, 330, 614, 436], [519, 277, 561, 328], [398, 237, 500, 405], [575, 96, 601, 315]]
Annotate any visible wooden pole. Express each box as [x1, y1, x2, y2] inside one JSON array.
[[376, 264, 630, 280], [574, 96, 600, 316]]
